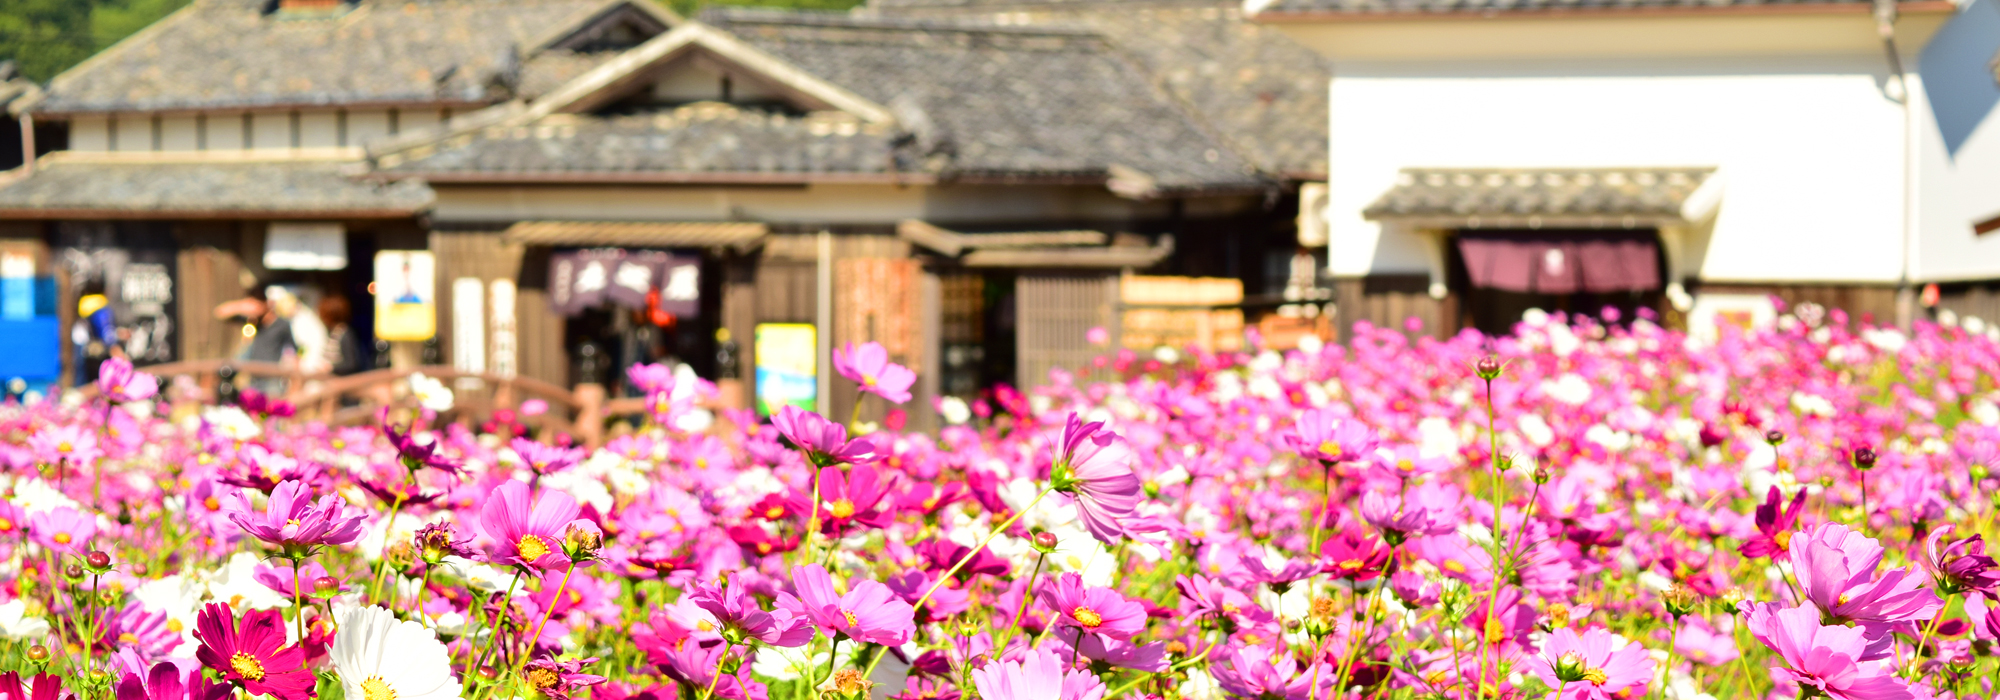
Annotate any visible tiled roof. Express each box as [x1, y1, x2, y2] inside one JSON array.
[[0, 160, 434, 217], [503, 220, 769, 249], [33, 0, 649, 114], [702, 9, 1262, 191], [865, 0, 1329, 179], [1362, 167, 1716, 220], [1251, 0, 1920, 17], [376, 104, 902, 179]]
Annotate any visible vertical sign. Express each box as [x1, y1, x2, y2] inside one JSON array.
[[0, 253, 31, 321], [754, 323, 816, 416], [451, 277, 485, 375], [374, 251, 435, 341], [490, 279, 518, 379]]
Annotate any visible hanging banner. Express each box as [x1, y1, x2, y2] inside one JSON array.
[[451, 277, 485, 374], [548, 249, 701, 317], [490, 279, 518, 379], [265, 222, 348, 270], [659, 257, 701, 318], [754, 323, 816, 416], [374, 251, 436, 341]]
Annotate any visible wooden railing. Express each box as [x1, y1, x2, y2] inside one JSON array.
[[78, 361, 666, 447]]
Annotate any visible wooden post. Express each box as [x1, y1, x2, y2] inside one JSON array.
[[574, 382, 604, 448]]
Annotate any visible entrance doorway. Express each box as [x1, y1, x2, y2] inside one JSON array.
[[1450, 229, 1665, 336]]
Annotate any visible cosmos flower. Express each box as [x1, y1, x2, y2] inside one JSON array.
[[479, 479, 584, 570], [1211, 645, 1335, 700], [1286, 408, 1378, 465], [1922, 524, 2000, 596], [1533, 627, 1656, 700], [114, 661, 232, 700], [771, 406, 876, 466], [513, 437, 585, 477], [1048, 413, 1142, 545], [1742, 603, 1912, 700], [521, 656, 607, 700], [223, 479, 365, 556], [1038, 572, 1147, 640], [776, 564, 915, 646], [96, 357, 159, 404], [328, 606, 462, 700], [1791, 522, 1942, 627], [834, 342, 917, 405], [28, 507, 96, 555], [191, 603, 314, 700], [686, 577, 814, 647], [1739, 486, 1808, 561], [970, 646, 1107, 700]]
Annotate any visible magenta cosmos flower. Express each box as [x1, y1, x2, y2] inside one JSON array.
[[1743, 603, 1912, 700], [1791, 522, 1942, 626], [480, 480, 585, 570], [771, 406, 876, 466], [834, 342, 917, 405], [775, 564, 915, 646], [1923, 524, 2000, 596], [1739, 486, 1807, 561], [1048, 413, 1142, 545], [1039, 572, 1147, 640], [192, 603, 315, 700], [970, 647, 1107, 700], [1286, 408, 1378, 465], [1533, 627, 1656, 700], [96, 357, 158, 404], [512, 437, 584, 476], [687, 577, 813, 647], [1211, 645, 1335, 700], [792, 462, 899, 536], [224, 479, 364, 557]]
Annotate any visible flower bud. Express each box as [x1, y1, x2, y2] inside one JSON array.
[[1552, 651, 1589, 683], [1532, 466, 1551, 484], [25, 645, 47, 663], [828, 668, 872, 699], [312, 576, 342, 598], [63, 564, 84, 581], [84, 551, 111, 571], [1032, 531, 1059, 553], [1475, 356, 1503, 380], [1764, 430, 1786, 446], [1850, 445, 1878, 470], [1663, 584, 1702, 619], [561, 521, 604, 563]]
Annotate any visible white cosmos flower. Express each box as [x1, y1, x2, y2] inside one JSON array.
[[0, 599, 49, 641], [408, 373, 454, 413], [332, 605, 462, 700]]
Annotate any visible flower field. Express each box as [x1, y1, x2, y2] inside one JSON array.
[[2, 306, 1999, 700]]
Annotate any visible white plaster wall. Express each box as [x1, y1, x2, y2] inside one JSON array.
[[251, 112, 292, 151], [1326, 57, 1909, 283], [299, 111, 339, 149], [210, 114, 249, 150], [70, 116, 107, 151], [349, 110, 392, 147], [1910, 0, 2000, 282], [114, 115, 151, 151], [160, 116, 198, 151]]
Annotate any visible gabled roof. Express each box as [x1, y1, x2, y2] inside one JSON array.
[[866, 0, 1329, 180], [376, 11, 1264, 194], [1246, 0, 1941, 20], [27, 0, 680, 116]]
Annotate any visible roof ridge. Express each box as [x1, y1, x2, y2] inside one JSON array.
[[704, 6, 1101, 36]]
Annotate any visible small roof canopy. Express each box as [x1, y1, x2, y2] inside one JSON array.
[[502, 220, 768, 251], [1363, 167, 1718, 228]]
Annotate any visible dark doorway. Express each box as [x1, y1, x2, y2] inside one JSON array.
[[1449, 228, 1666, 337]]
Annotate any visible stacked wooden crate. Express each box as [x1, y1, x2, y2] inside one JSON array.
[[1120, 276, 1245, 353]]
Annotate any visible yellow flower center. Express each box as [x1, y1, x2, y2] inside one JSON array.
[[828, 499, 856, 519], [204, 497, 222, 512], [0, 518, 12, 532], [1443, 560, 1467, 574], [1774, 530, 1793, 550], [1073, 607, 1104, 628], [525, 668, 559, 689], [117, 633, 137, 644], [52, 533, 69, 545], [56, 443, 71, 454], [765, 506, 785, 519], [1317, 441, 1341, 459], [361, 677, 396, 700], [1339, 559, 1364, 571], [1482, 616, 1505, 642], [842, 609, 858, 626], [167, 619, 184, 633], [1582, 667, 1609, 685], [518, 534, 551, 562], [1396, 459, 1414, 473], [863, 374, 878, 387], [230, 651, 266, 680]]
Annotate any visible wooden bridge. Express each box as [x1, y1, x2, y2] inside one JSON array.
[[76, 359, 669, 447]]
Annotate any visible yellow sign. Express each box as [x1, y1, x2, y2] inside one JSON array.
[[754, 323, 816, 415], [374, 251, 436, 341]]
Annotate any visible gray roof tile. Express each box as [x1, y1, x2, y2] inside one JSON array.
[[0, 160, 435, 216], [36, 0, 633, 114], [1362, 167, 1715, 219], [1253, 0, 1921, 16]]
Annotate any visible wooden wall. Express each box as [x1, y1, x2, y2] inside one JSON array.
[[1332, 274, 1458, 342], [1694, 282, 1901, 327], [1936, 282, 2000, 327], [174, 223, 248, 362], [432, 231, 568, 389], [1017, 273, 1118, 392]]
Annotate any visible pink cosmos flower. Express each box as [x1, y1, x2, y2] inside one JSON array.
[[1791, 522, 1943, 626], [1038, 572, 1147, 640], [834, 342, 916, 405], [191, 603, 314, 700], [792, 462, 899, 536], [1286, 408, 1378, 465], [223, 479, 365, 556], [970, 646, 1107, 700], [1739, 486, 1808, 561], [1532, 627, 1656, 700], [776, 564, 915, 646], [1048, 413, 1142, 544], [96, 357, 158, 404], [27, 424, 99, 466], [512, 437, 584, 477], [1211, 645, 1336, 700], [116, 661, 232, 700], [522, 655, 607, 700], [686, 577, 814, 647], [479, 480, 584, 570], [1742, 603, 1913, 700], [1923, 524, 2000, 596], [28, 507, 96, 555], [771, 406, 876, 466]]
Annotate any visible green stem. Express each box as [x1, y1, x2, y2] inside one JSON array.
[[369, 494, 407, 604], [515, 563, 577, 681], [291, 557, 305, 643]]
